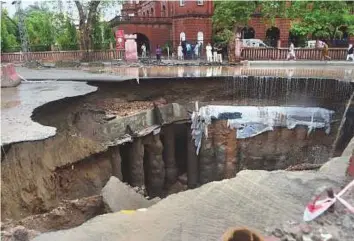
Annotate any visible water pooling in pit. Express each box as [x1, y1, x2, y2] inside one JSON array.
[[1, 73, 354, 226]]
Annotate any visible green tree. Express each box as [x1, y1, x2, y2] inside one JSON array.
[[74, 0, 120, 51], [1, 9, 20, 52], [212, 1, 257, 45], [287, 1, 354, 40], [56, 18, 79, 50], [212, 1, 287, 45], [23, 8, 55, 51]]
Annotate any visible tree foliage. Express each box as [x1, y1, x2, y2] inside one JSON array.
[[1, 0, 118, 52], [1, 9, 20, 52], [287, 1, 354, 40], [24, 8, 54, 51], [213, 0, 354, 45], [212, 1, 256, 45], [56, 18, 79, 50], [212, 1, 287, 45]]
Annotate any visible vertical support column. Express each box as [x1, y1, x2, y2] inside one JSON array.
[[224, 127, 238, 179], [187, 124, 198, 188], [129, 138, 145, 187], [199, 124, 216, 184], [144, 134, 165, 197], [111, 146, 122, 180], [163, 125, 178, 186], [234, 32, 242, 62]]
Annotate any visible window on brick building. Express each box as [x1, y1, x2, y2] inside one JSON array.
[[180, 32, 186, 42], [197, 32, 204, 45], [180, 0, 185, 7], [143, 12, 145, 16], [151, 8, 154, 16], [162, 5, 166, 17], [197, 0, 204, 5]]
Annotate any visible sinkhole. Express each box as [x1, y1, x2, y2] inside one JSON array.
[[1, 75, 354, 223]]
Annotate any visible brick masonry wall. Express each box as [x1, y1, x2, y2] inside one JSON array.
[[172, 17, 212, 50], [171, 0, 213, 16], [248, 17, 292, 47], [115, 23, 171, 52]]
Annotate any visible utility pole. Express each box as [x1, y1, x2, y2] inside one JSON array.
[[12, 1, 30, 54], [57, 0, 64, 14]]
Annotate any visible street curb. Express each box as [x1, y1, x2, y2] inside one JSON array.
[[246, 60, 354, 67]]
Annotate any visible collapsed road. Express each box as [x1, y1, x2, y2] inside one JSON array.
[[1, 66, 354, 240]]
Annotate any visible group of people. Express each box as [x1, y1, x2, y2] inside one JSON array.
[[145, 40, 354, 63], [176, 42, 223, 63], [287, 40, 354, 62], [176, 42, 203, 60]]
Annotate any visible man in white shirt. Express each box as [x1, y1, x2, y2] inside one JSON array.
[[141, 43, 146, 58], [177, 43, 184, 60]]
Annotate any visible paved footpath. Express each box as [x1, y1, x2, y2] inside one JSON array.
[[15, 67, 131, 82]]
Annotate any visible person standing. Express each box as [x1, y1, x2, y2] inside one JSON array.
[[177, 43, 184, 60], [141, 43, 147, 58], [321, 40, 331, 61], [194, 42, 200, 60], [156, 45, 162, 63], [213, 45, 218, 62], [286, 42, 296, 60], [217, 46, 223, 63], [346, 44, 354, 62], [206, 43, 213, 62]]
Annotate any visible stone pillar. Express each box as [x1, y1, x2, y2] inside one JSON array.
[[277, 39, 281, 48], [129, 138, 145, 187], [199, 124, 216, 184], [163, 125, 178, 186], [187, 125, 198, 188], [234, 32, 242, 62], [111, 146, 122, 180], [144, 134, 165, 197], [124, 34, 138, 62]]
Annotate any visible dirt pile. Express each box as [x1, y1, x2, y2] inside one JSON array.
[[1, 195, 104, 233]]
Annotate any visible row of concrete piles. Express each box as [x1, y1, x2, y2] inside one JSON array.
[[109, 124, 200, 197]]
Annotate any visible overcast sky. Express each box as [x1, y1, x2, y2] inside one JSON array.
[[2, 0, 121, 21]]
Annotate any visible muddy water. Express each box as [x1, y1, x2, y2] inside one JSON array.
[[1, 74, 354, 224], [81, 65, 354, 81]]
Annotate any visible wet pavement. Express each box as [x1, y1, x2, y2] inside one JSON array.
[[2, 64, 354, 145], [16, 64, 354, 82], [1, 81, 97, 145]]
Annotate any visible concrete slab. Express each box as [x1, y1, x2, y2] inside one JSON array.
[[101, 176, 157, 213], [33, 170, 346, 241], [1, 81, 97, 145]]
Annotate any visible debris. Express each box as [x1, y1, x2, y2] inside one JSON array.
[[101, 176, 156, 213], [303, 180, 354, 222]]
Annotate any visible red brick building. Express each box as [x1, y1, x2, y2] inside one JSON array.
[[110, 1, 352, 54], [110, 0, 214, 55]]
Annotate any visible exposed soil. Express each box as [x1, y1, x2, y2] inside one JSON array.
[[1, 76, 353, 225], [1, 195, 104, 233]]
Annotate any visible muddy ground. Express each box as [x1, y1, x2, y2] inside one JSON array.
[[1, 77, 353, 226]]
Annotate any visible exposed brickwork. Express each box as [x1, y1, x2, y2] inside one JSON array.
[[113, 23, 171, 52], [172, 17, 212, 50], [248, 17, 292, 47], [115, 0, 213, 51]]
